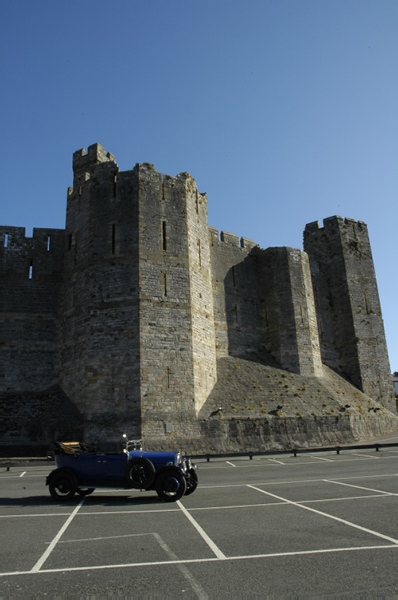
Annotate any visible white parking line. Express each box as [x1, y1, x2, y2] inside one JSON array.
[[2, 493, 392, 522], [324, 479, 395, 496], [30, 498, 85, 573], [351, 453, 379, 460], [226, 461, 237, 467], [310, 456, 333, 462], [247, 485, 398, 545], [177, 500, 226, 559], [268, 458, 285, 465], [2, 544, 398, 578], [153, 533, 208, 599], [19, 472, 26, 477], [52, 530, 208, 598]]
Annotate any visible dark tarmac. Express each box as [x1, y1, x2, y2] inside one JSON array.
[[2, 432, 398, 598]]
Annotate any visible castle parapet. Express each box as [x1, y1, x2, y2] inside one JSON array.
[[220, 231, 239, 247], [73, 143, 116, 174], [241, 237, 257, 250]]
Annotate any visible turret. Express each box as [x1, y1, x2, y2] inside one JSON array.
[[304, 216, 394, 409]]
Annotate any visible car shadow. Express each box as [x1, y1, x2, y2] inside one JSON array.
[[0, 493, 169, 508]]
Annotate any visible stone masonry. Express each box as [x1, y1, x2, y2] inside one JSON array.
[[0, 144, 396, 454]]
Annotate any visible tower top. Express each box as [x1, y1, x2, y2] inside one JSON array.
[[72, 143, 116, 174]]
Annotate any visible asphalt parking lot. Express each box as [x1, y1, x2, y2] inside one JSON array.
[[2, 435, 398, 598]]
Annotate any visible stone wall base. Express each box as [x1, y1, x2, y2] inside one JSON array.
[[144, 412, 398, 454], [1, 389, 398, 456]]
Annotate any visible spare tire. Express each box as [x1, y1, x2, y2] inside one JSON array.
[[125, 457, 155, 489]]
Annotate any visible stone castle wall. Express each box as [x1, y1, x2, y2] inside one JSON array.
[[0, 143, 395, 453], [0, 226, 64, 393]]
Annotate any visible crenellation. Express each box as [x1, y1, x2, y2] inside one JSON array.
[[323, 215, 344, 229], [220, 231, 239, 246], [304, 220, 320, 233], [240, 237, 257, 250], [1, 144, 395, 454], [72, 143, 117, 180]]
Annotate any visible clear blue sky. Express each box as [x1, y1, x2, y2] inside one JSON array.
[[1, 0, 397, 370]]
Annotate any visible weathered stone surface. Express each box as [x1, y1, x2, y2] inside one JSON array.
[[0, 144, 395, 454]]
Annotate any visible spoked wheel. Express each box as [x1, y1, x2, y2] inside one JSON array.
[[49, 471, 77, 501], [125, 457, 155, 489], [156, 468, 187, 502], [184, 468, 198, 496], [77, 488, 95, 497]]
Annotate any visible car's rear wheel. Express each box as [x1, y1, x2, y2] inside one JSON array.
[[184, 468, 198, 496], [77, 488, 95, 496], [49, 471, 77, 501], [156, 469, 187, 502], [126, 457, 155, 489]]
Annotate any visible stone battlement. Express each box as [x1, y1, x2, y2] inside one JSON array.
[[73, 143, 116, 173], [305, 215, 368, 233], [209, 227, 257, 251]]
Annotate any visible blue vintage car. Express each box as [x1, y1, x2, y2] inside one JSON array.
[[46, 436, 198, 503]]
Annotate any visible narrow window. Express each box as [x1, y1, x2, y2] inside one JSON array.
[[112, 224, 116, 254], [29, 261, 33, 280], [164, 273, 168, 296], [79, 186, 82, 196], [195, 190, 199, 214], [234, 304, 238, 323], [47, 236, 51, 251], [162, 221, 167, 251], [167, 367, 171, 388], [113, 174, 117, 198], [4, 233, 8, 247], [198, 239, 201, 267]]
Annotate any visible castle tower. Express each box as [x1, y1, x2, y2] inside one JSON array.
[[60, 144, 142, 437], [304, 216, 394, 409], [60, 144, 217, 442], [137, 163, 217, 439]]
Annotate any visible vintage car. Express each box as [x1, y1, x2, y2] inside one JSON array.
[[46, 436, 198, 503]]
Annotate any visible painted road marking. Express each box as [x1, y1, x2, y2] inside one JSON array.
[[30, 498, 85, 573], [324, 479, 396, 495], [2, 544, 398, 578], [177, 500, 226, 559], [248, 485, 398, 545]]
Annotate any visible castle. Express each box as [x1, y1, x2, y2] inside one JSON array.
[[1, 144, 396, 455]]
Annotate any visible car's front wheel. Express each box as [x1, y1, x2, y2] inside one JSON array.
[[184, 468, 198, 496], [156, 468, 187, 502]]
